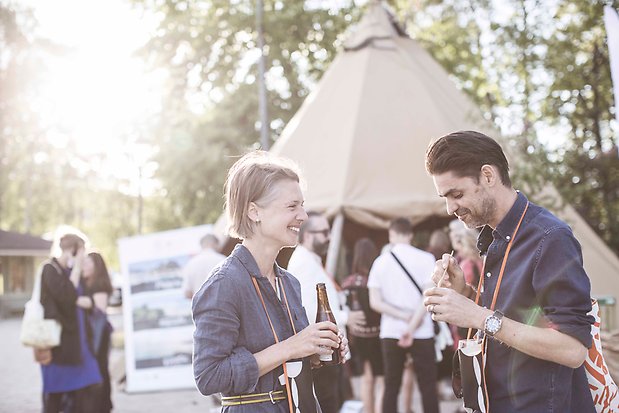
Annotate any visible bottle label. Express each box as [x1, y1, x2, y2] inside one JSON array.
[[319, 346, 332, 362]]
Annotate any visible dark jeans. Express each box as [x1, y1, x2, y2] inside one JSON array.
[[96, 332, 113, 413], [312, 364, 345, 413], [381, 338, 439, 413], [43, 383, 102, 413]]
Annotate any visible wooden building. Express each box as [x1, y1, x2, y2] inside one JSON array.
[[0, 230, 51, 317]]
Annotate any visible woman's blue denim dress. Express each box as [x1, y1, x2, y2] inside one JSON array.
[[192, 244, 320, 412]]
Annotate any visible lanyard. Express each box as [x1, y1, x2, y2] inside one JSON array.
[[468, 202, 529, 413], [471, 201, 530, 318], [251, 275, 297, 412]]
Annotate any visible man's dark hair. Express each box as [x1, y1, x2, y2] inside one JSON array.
[[425, 130, 511, 187], [298, 211, 324, 243], [389, 217, 413, 235]]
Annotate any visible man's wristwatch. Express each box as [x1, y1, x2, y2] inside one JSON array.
[[484, 310, 504, 337]]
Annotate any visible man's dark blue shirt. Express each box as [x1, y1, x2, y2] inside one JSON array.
[[476, 192, 595, 412]]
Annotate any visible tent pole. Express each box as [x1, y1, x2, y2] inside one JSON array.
[[326, 212, 344, 277]]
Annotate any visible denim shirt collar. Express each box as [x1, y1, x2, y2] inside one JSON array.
[[477, 191, 529, 254], [230, 243, 285, 279]]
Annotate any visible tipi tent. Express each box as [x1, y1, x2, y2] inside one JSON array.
[[271, 2, 619, 323]]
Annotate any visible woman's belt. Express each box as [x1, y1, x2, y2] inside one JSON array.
[[220, 390, 286, 406]]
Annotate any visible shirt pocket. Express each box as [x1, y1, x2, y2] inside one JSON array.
[[290, 305, 310, 330]]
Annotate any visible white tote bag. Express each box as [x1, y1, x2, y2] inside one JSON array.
[[20, 262, 62, 348]]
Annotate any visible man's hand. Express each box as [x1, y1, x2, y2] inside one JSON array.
[[346, 310, 366, 331], [34, 348, 52, 365], [423, 287, 490, 330], [432, 254, 467, 295], [398, 331, 414, 348]]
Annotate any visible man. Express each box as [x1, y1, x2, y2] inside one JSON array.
[[423, 130, 595, 412], [182, 233, 226, 299], [368, 218, 439, 413], [287, 211, 363, 413]]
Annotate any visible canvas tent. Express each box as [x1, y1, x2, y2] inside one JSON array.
[[270, 1, 619, 325]]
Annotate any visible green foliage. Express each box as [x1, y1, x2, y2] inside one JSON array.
[[0, 3, 140, 268], [135, 0, 362, 229], [399, 0, 619, 254], [2, 0, 619, 267], [543, 0, 619, 249]]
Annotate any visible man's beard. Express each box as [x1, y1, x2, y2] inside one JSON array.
[[457, 195, 496, 229], [312, 238, 330, 258]]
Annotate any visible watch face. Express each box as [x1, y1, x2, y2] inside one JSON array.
[[486, 316, 501, 334]]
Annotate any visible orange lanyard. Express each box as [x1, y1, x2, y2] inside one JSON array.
[[471, 202, 530, 316], [469, 202, 529, 413], [251, 275, 297, 412]]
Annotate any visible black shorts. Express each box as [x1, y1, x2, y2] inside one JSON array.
[[349, 335, 384, 377]]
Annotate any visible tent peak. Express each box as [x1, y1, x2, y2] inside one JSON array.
[[343, 1, 407, 51]]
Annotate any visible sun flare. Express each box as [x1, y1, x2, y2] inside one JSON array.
[[24, 0, 163, 193]]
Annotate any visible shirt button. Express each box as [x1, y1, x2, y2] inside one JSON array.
[[486, 272, 492, 278], [506, 235, 511, 241]]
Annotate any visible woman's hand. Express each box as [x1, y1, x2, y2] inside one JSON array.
[[338, 332, 349, 364], [283, 321, 340, 360], [34, 348, 52, 365], [346, 310, 366, 330], [309, 331, 349, 367], [76, 296, 93, 309]]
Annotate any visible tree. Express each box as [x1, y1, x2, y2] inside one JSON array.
[[396, 0, 619, 254], [0, 3, 148, 267], [134, 0, 362, 228], [543, 0, 619, 250], [0, 3, 63, 233]]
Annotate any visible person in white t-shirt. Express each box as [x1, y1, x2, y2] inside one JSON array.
[[182, 234, 226, 299], [368, 218, 439, 413], [287, 211, 364, 413]]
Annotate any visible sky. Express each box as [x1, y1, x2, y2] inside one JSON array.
[[20, 0, 163, 194]]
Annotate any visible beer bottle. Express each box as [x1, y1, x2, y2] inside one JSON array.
[[315, 283, 340, 366], [349, 289, 363, 312]]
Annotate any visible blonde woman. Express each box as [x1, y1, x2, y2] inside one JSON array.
[[192, 151, 347, 412]]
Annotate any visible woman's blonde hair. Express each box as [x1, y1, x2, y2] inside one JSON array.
[[224, 151, 302, 240]]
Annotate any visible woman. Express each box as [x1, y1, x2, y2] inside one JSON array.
[[192, 151, 348, 412], [448, 219, 482, 286], [77, 252, 114, 413], [341, 238, 383, 413], [38, 231, 102, 413]]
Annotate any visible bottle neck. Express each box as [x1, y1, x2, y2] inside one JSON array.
[[316, 288, 332, 311]]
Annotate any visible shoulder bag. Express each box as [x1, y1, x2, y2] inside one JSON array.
[[20, 260, 63, 349], [390, 251, 440, 336], [585, 299, 619, 413], [390, 251, 453, 361]]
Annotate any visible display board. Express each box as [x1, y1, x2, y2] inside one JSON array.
[[117, 224, 213, 392]]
